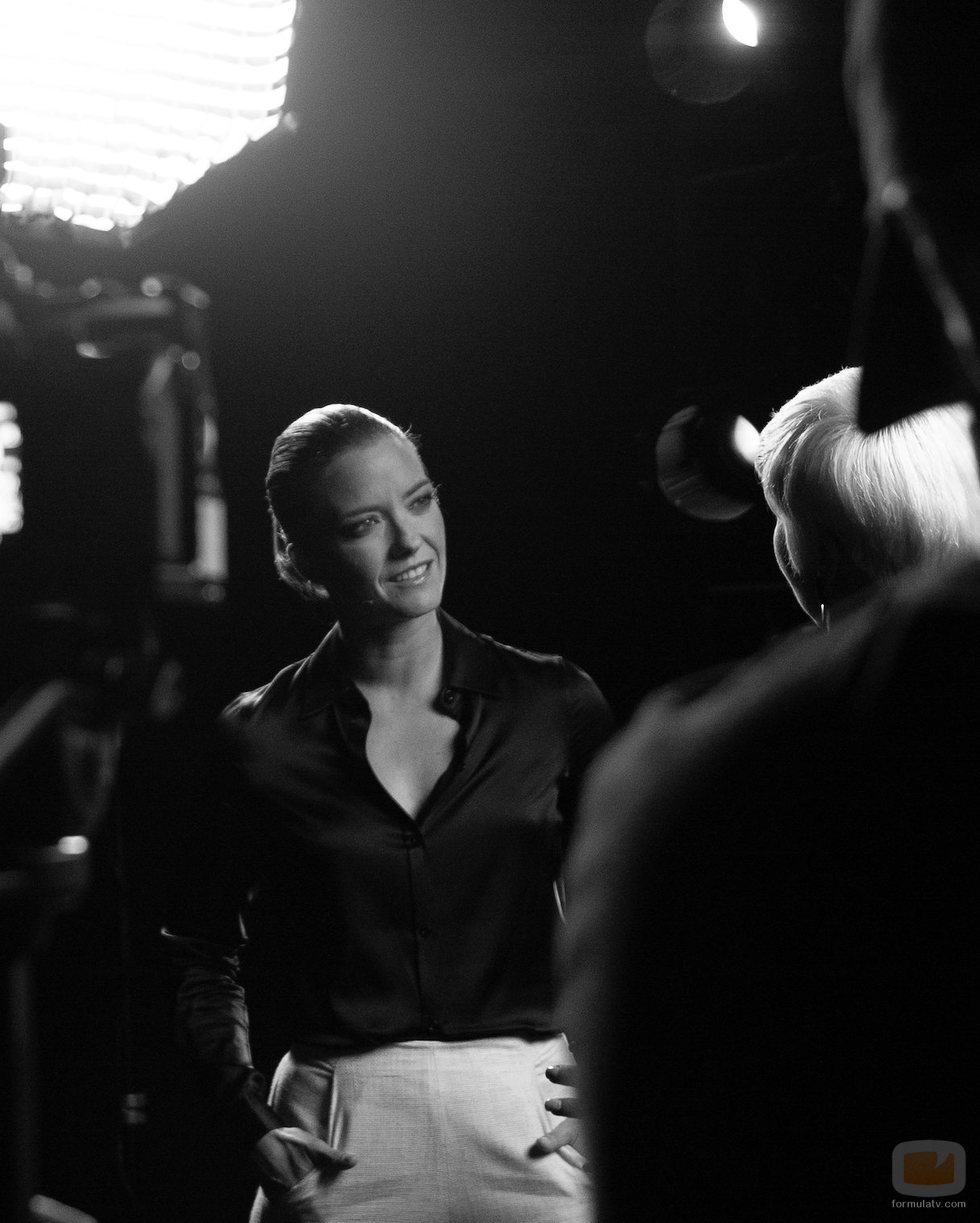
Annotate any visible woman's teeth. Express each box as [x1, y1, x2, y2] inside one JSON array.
[[392, 563, 428, 583]]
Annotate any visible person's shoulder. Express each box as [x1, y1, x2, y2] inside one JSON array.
[[584, 592, 891, 809], [442, 610, 594, 686], [443, 611, 559, 666], [889, 552, 980, 617], [219, 622, 348, 731], [848, 556, 980, 729], [218, 652, 316, 729], [441, 611, 610, 735]]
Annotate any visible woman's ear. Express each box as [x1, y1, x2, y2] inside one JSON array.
[[284, 540, 314, 580], [812, 543, 841, 629], [775, 516, 828, 624], [284, 541, 330, 600], [810, 537, 873, 625]]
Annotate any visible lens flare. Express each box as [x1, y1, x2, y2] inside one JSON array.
[[721, 0, 759, 47]]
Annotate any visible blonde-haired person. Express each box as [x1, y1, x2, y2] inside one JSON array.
[[558, 0, 980, 1211], [755, 365, 980, 625]]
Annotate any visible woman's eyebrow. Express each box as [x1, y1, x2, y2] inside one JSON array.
[[339, 478, 433, 520]]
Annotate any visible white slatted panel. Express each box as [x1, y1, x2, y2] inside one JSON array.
[[0, 0, 297, 231]]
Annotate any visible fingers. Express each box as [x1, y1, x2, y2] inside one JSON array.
[[545, 1062, 581, 1119], [531, 1117, 591, 1172], [297, 1140, 357, 1170], [545, 1063, 578, 1089], [276, 1127, 357, 1168], [530, 1118, 580, 1157], [315, 1146, 357, 1169], [544, 1095, 581, 1118]]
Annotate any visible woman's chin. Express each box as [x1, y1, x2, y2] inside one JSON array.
[[365, 590, 444, 627]]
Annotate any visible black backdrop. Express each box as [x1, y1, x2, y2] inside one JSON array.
[[3, 2, 869, 1218], [122, 0, 864, 709]]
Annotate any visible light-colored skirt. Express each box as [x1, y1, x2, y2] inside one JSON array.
[[249, 1033, 592, 1223]]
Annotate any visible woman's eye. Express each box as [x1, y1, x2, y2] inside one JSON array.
[[341, 517, 378, 539], [410, 487, 439, 513]]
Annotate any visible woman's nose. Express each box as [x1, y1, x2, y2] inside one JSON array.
[[389, 515, 422, 554]]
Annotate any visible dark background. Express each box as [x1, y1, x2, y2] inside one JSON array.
[[2, 2, 868, 1218]]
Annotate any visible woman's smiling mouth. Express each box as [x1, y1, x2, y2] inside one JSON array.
[[389, 560, 432, 584]]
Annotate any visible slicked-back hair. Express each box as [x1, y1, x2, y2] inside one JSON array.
[[266, 403, 420, 600], [755, 367, 980, 582]]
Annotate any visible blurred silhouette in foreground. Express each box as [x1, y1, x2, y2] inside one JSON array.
[[560, 1, 980, 1218]]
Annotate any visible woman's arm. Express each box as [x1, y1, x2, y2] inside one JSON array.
[[161, 927, 283, 1143]]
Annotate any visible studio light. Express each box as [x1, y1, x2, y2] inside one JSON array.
[[655, 403, 761, 521], [645, 0, 761, 105], [0, 1, 297, 232], [0, 400, 23, 541], [722, 0, 760, 47]]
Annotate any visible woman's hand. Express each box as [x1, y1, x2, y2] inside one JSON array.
[[530, 1064, 589, 1168], [253, 1125, 356, 1196]]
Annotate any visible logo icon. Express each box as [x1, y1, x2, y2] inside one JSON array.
[[892, 1140, 966, 1197]]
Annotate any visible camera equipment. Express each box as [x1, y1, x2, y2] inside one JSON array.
[[2, 232, 226, 1222]]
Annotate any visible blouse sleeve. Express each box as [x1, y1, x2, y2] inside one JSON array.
[[558, 659, 615, 827], [161, 707, 285, 1146]]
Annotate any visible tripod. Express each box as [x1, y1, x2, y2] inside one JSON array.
[[1, 679, 118, 1223]]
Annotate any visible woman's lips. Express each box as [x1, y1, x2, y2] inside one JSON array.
[[389, 560, 432, 584]]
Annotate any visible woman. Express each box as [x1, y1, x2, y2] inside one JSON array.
[[754, 365, 980, 626], [165, 404, 612, 1222]]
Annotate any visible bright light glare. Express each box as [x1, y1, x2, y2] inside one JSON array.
[[0, 1, 297, 231], [731, 415, 761, 465], [721, 0, 759, 47], [0, 401, 24, 539], [57, 835, 90, 857]]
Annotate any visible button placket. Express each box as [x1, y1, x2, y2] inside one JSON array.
[[401, 822, 438, 1031]]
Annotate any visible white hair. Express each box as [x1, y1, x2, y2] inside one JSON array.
[[755, 366, 980, 581]]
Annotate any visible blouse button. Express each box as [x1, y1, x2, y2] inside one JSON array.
[[403, 829, 422, 848]]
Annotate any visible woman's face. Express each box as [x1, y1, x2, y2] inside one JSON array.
[[295, 434, 446, 627]]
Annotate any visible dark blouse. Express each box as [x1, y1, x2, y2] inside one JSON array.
[[164, 611, 612, 1142]]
